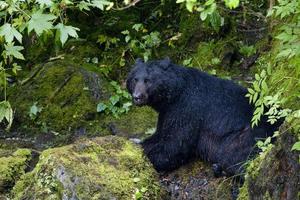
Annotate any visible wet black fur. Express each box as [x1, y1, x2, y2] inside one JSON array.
[[126, 58, 281, 175]]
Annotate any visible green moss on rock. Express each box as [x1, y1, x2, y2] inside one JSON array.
[[11, 136, 165, 200], [111, 106, 157, 138], [9, 59, 112, 136], [0, 149, 32, 192], [238, 125, 300, 200]]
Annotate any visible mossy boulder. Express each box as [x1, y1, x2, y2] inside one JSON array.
[[238, 125, 300, 200], [11, 136, 165, 200], [9, 59, 110, 136], [8, 53, 157, 146], [0, 148, 32, 193]]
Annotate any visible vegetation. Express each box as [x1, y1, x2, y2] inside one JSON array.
[[0, 0, 299, 199]]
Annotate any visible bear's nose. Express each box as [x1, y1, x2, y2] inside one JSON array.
[[133, 93, 144, 100]]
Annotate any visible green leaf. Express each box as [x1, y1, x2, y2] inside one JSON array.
[[36, 0, 53, 7], [109, 95, 120, 105], [205, 0, 215, 6], [224, 0, 240, 9], [253, 81, 260, 92], [78, 1, 91, 11], [248, 88, 255, 95], [121, 30, 129, 35], [125, 35, 131, 43], [0, 23, 22, 43], [261, 80, 268, 92], [29, 102, 42, 120], [0, 1, 8, 10], [291, 141, 300, 151], [200, 10, 208, 21], [97, 103, 107, 112], [3, 43, 25, 60], [30, 104, 38, 116], [55, 23, 80, 46], [91, 0, 113, 10], [27, 11, 56, 35], [122, 102, 132, 112], [276, 48, 293, 58], [132, 24, 143, 31], [253, 92, 258, 103], [186, 1, 195, 12], [12, 63, 22, 75], [0, 101, 13, 130]]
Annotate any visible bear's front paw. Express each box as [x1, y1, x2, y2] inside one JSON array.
[[212, 163, 224, 177]]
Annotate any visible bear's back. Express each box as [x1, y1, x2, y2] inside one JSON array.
[[177, 67, 254, 136]]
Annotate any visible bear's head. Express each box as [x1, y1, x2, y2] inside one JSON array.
[[126, 58, 184, 108]]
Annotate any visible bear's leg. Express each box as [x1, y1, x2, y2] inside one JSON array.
[[142, 129, 197, 172]]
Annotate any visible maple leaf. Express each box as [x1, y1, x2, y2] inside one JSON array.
[[2, 43, 25, 60], [27, 11, 56, 35], [55, 23, 80, 46], [0, 23, 22, 43]]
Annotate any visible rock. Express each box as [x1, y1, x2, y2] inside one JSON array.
[[238, 125, 300, 200], [9, 60, 108, 136], [11, 136, 166, 200]]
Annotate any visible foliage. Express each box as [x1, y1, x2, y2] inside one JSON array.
[[0, 0, 117, 130], [29, 102, 42, 120], [97, 34, 120, 50], [269, 0, 300, 58], [97, 81, 132, 118], [0, 100, 13, 130], [239, 45, 256, 57], [246, 0, 300, 152], [246, 67, 291, 127], [176, 0, 241, 31], [292, 141, 300, 151], [122, 24, 162, 61]]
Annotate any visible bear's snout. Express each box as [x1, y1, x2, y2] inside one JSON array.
[[132, 92, 148, 106], [132, 82, 148, 106]]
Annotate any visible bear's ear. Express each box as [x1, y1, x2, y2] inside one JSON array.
[[160, 57, 171, 70], [135, 58, 144, 64]]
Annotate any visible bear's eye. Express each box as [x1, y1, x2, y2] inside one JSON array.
[[133, 78, 138, 82], [144, 78, 150, 84]]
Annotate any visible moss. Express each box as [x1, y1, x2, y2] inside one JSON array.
[[11, 136, 165, 200], [0, 142, 18, 157], [190, 40, 244, 80], [112, 106, 157, 138], [237, 181, 249, 200], [8, 45, 158, 145], [178, 11, 202, 46], [24, 31, 56, 63], [238, 125, 300, 199], [0, 149, 32, 192], [8, 58, 113, 137]]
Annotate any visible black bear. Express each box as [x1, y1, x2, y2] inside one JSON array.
[[126, 58, 280, 176]]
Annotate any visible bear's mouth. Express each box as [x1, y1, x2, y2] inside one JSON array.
[[133, 97, 147, 106]]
